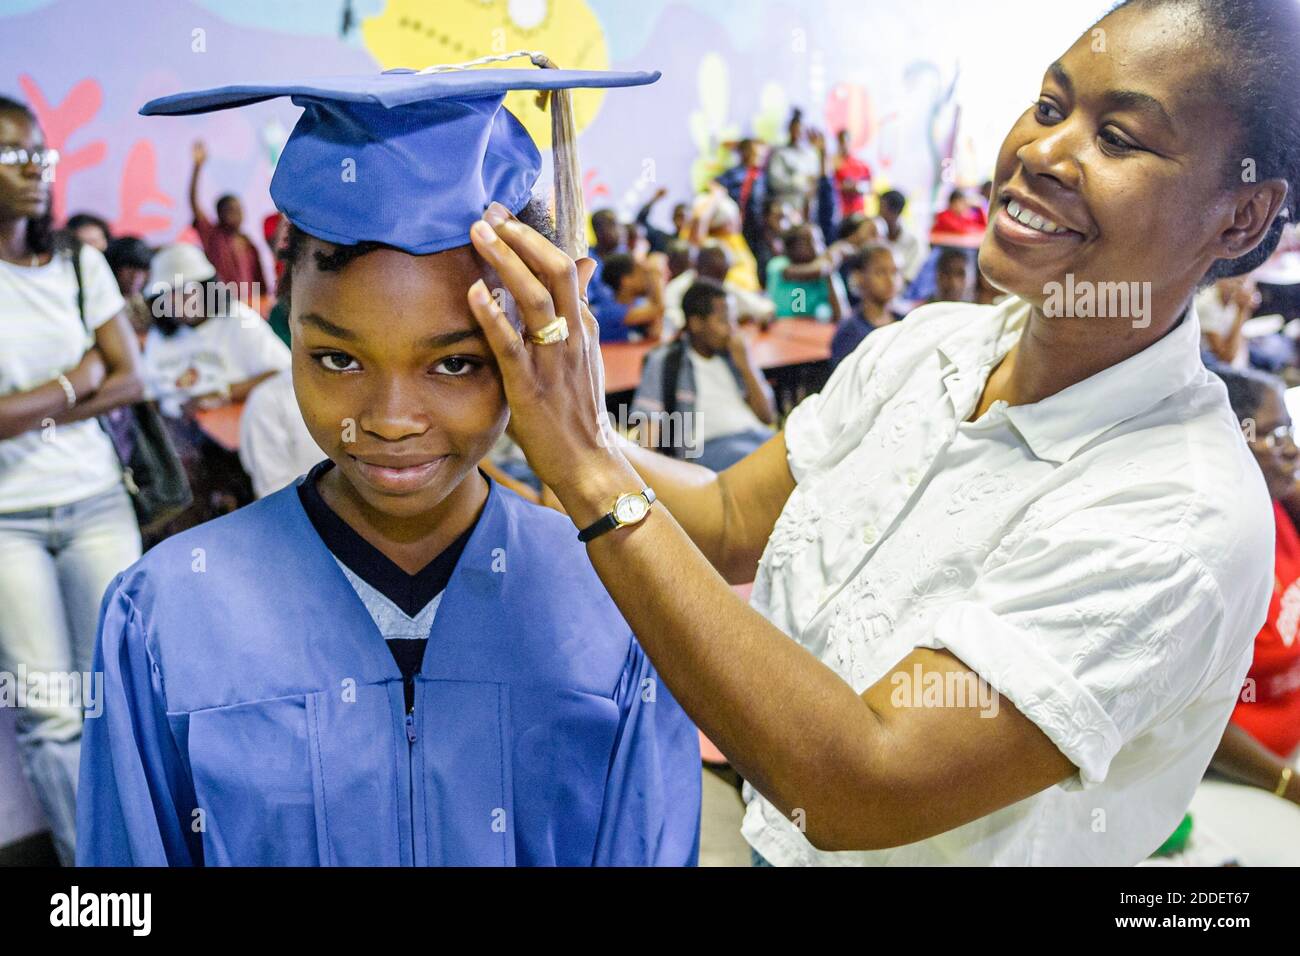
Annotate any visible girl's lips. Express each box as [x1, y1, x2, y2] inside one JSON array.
[[349, 455, 448, 493], [992, 204, 1086, 248]]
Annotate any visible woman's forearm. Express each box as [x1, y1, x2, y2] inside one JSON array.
[[558, 456, 881, 844], [608, 429, 793, 582], [1211, 721, 1300, 802], [612, 434, 728, 567], [52, 369, 144, 425], [0, 379, 76, 440]]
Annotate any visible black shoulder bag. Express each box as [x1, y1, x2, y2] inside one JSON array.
[[67, 239, 192, 531]]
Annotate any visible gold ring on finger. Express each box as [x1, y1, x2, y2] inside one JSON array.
[[527, 316, 570, 345]]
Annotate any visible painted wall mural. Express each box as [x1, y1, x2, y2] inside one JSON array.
[[0, 0, 1110, 256]]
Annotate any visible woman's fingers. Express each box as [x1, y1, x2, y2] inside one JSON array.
[[484, 202, 585, 345], [467, 278, 531, 384], [469, 218, 557, 339]]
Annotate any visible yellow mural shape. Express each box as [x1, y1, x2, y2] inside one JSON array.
[[362, 0, 610, 148]]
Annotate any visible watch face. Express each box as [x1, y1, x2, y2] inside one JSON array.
[[614, 494, 648, 524]]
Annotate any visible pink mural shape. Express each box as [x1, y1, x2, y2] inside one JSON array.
[[824, 83, 876, 153], [583, 168, 609, 203], [18, 74, 107, 223], [114, 139, 174, 236]]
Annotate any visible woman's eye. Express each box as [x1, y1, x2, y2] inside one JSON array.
[[316, 351, 359, 372], [1033, 99, 1063, 123], [1099, 128, 1138, 154], [433, 356, 478, 376]]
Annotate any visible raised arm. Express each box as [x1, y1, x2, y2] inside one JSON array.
[[189, 140, 210, 229]]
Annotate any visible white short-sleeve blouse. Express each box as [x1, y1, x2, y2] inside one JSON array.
[[743, 295, 1273, 866]]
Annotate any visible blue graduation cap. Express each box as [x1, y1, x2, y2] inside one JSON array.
[[140, 53, 660, 257]]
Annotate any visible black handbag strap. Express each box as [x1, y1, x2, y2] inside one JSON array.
[[659, 337, 687, 459]]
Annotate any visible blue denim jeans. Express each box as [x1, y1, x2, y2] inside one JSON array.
[[0, 483, 141, 865]]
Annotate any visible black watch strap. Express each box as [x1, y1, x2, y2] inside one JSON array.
[[577, 488, 656, 543], [577, 511, 620, 543]]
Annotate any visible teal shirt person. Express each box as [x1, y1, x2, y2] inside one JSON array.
[[765, 254, 847, 320]]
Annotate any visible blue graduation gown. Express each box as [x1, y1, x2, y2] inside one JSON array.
[[76, 478, 700, 866]]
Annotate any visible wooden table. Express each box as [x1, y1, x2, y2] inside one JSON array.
[[602, 318, 835, 409], [928, 230, 984, 250], [194, 401, 245, 453]]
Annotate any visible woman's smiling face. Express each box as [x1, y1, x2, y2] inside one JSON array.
[[290, 241, 508, 521], [979, 3, 1273, 317]]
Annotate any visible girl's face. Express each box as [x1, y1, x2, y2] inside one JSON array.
[[0, 111, 49, 221], [290, 241, 508, 522], [979, 4, 1269, 317]]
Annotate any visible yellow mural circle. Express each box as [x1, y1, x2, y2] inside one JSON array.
[[362, 0, 611, 148]]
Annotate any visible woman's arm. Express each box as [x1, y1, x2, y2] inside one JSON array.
[[467, 205, 1077, 850], [613, 431, 793, 583], [1211, 722, 1300, 804], [0, 308, 140, 438], [53, 311, 145, 425], [0, 347, 104, 440]]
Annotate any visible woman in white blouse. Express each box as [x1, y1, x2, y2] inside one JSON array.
[[0, 97, 145, 864], [465, 0, 1293, 865]]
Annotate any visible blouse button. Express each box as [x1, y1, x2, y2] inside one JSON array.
[[862, 524, 878, 544], [905, 470, 919, 487]]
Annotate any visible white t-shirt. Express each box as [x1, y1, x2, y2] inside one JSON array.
[[142, 303, 291, 418], [1194, 285, 1248, 369], [687, 349, 768, 445], [0, 245, 127, 511], [874, 219, 928, 282], [238, 369, 326, 498], [743, 296, 1272, 865]]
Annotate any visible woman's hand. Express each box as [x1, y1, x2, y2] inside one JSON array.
[[466, 202, 643, 526]]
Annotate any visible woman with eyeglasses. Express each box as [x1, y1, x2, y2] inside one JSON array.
[[0, 95, 144, 865], [1209, 366, 1300, 805]]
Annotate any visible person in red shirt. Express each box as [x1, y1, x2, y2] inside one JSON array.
[[188, 140, 266, 308], [930, 186, 988, 237], [832, 129, 872, 218], [1211, 366, 1300, 807]]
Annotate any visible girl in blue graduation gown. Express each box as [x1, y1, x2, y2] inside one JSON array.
[[75, 64, 701, 866]]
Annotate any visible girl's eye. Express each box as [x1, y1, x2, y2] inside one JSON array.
[[433, 356, 478, 376], [316, 351, 359, 372], [1033, 99, 1063, 123]]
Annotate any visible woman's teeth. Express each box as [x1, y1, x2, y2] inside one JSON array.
[[1006, 199, 1068, 235]]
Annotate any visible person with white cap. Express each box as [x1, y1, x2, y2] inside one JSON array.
[[140, 242, 289, 419]]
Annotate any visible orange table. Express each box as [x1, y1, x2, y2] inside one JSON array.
[[194, 401, 245, 453], [929, 230, 984, 250], [601, 319, 834, 397]]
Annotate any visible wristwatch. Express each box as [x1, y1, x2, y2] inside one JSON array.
[[577, 487, 656, 542]]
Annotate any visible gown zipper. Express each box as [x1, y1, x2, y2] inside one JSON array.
[[405, 678, 417, 866]]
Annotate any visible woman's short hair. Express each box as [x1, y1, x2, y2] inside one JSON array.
[[1114, 0, 1300, 281]]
